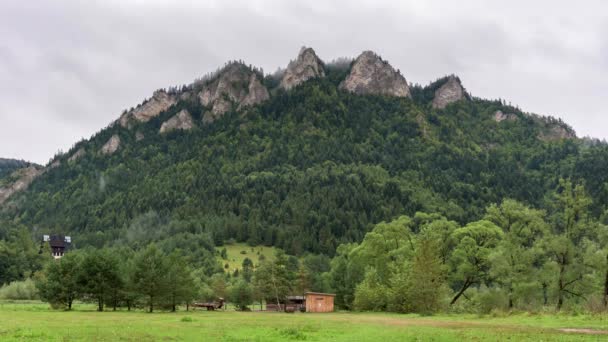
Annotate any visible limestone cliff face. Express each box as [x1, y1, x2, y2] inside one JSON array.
[[198, 63, 269, 123], [432, 76, 466, 109], [339, 51, 410, 97], [526, 114, 576, 141], [493, 110, 518, 122], [68, 148, 85, 162], [160, 109, 194, 133], [119, 90, 177, 128], [280, 47, 325, 90], [49, 160, 61, 169], [538, 123, 576, 141], [242, 74, 270, 106], [100, 135, 121, 155], [0, 166, 43, 204]]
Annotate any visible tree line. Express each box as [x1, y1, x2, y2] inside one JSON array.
[[33, 242, 323, 312], [26, 179, 607, 314], [37, 245, 198, 312], [329, 179, 608, 313]]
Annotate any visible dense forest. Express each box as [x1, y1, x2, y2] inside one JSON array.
[[3, 185, 607, 314], [1, 58, 608, 313]]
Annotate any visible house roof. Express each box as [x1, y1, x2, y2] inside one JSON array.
[[43, 235, 71, 249], [305, 292, 336, 297]]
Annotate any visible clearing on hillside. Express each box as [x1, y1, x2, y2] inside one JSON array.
[[216, 243, 277, 273]]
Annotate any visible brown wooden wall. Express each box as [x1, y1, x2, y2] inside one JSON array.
[[305, 293, 335, 313]]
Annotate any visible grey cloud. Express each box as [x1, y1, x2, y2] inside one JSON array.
[[1, 0, 607, 163]]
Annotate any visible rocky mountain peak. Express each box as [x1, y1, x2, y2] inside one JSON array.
[[432, 75, 467, 109], [198, 62, 269, 123], [280, 46, 325, 90], [339, 51, 410, 98]]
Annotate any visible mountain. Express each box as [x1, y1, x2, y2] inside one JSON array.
[[1, 47, 607, 255]]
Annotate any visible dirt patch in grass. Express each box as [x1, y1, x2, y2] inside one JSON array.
[[558, 328, 608, 335]]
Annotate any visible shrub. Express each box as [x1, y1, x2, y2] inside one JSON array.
[[0, 279, 39, 300]]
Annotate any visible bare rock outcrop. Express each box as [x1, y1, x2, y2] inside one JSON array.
[[0, 166, 43, 204], [198, 63, 269, 123], [538, 124, 576, 141], [493, 110, 518, 122], [49, 160, 61, 169], [530, 114, 576, 141], [160, 109, 194, 133], [280, 47, 325, 90], [432, 76, 467, 109], [539, 126, 576, 141], [339, 51, 410, 98], [119, 90, 177, 128], [135, 131, 145, 141], [68, 148, 85, 162], [100, 135, 121, 155], [242, 74, 270, 107]]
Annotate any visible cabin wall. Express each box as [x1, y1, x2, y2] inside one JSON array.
[[305, 294, 334, 313]]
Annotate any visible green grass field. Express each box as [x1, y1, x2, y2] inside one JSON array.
[[1, 301, 607, 341], [216, 243, 277, 273]]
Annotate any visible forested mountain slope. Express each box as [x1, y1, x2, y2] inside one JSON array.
[[1, 48, 607, 256], [0, 159, 38, 179]]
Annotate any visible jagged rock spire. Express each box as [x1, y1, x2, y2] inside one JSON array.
[[431, 75, 467, 109], [198, 62, 269, 123], [280, 46, 325, 90], [339, 51, 410, 98]]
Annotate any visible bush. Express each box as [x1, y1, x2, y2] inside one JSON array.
[[476, 287, 509, 314], [0, 279, 39, 300], [584, 294, 608, 314]]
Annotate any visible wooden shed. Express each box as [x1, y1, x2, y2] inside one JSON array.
[[304, 292, 335, 313]]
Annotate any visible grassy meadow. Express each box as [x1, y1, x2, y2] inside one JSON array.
[[1, 301, 607, 341], [216, 243, 277, 273]]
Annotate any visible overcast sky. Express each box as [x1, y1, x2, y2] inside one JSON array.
[[1, 0, 606, 164]]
